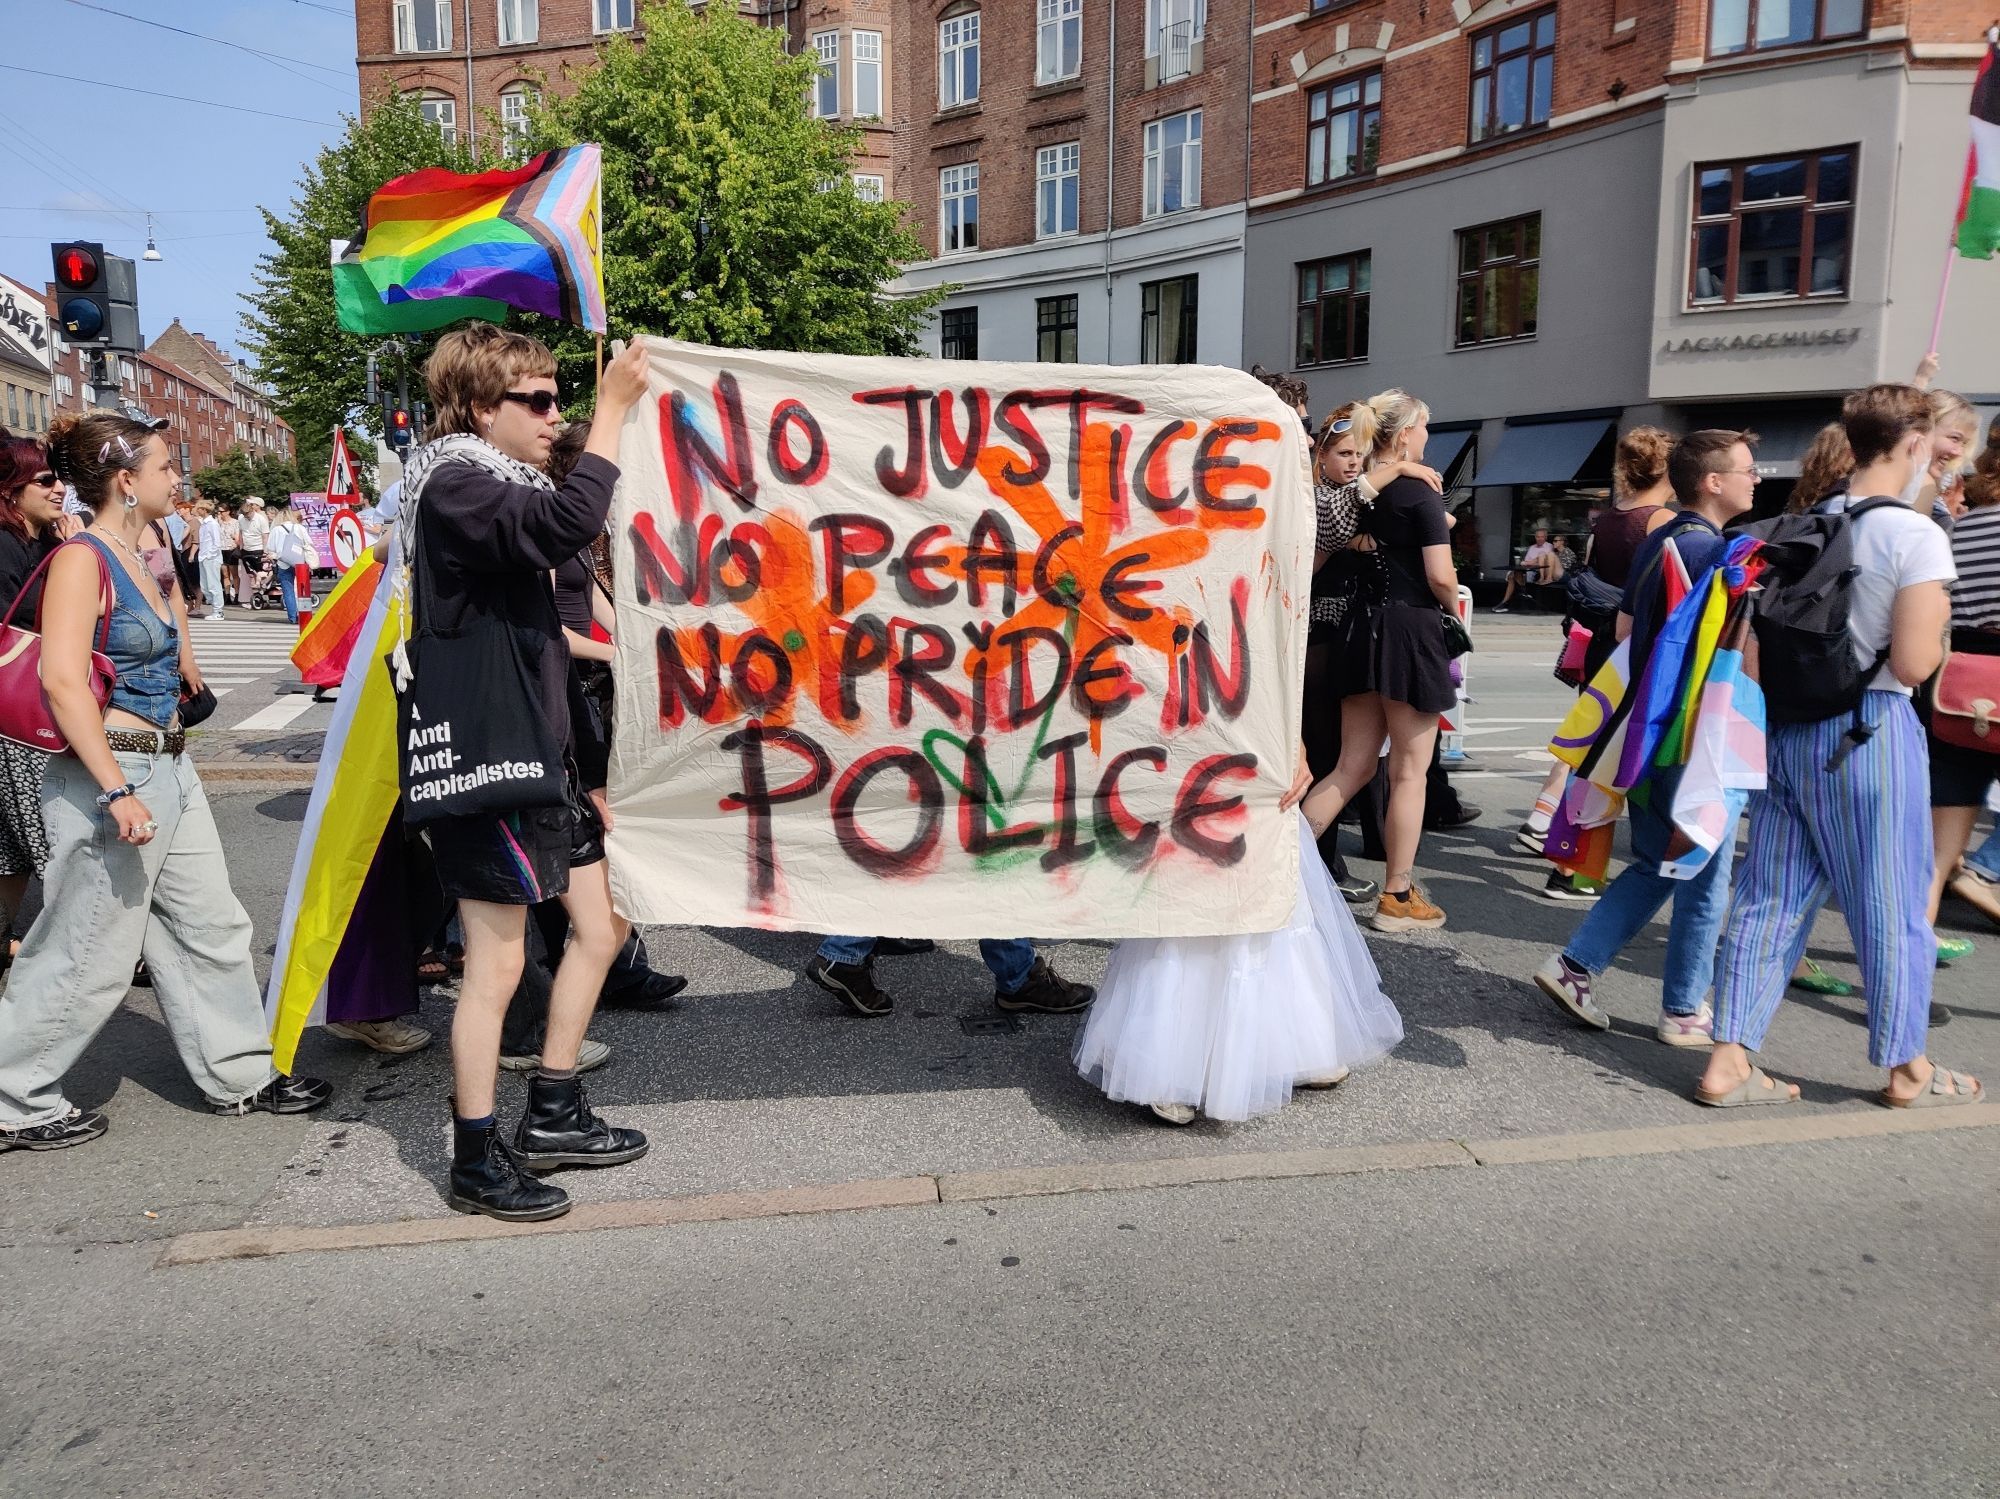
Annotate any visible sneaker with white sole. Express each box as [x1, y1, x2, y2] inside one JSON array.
[[1149, 1101, 1197, 1125], [1514, 822, 1550, 856], [1372, 885, 1446, 932], [1296, 1067, 1351, 1090], [326, 1017, 433, 1055], [1656, 1002, 1715, 1048], [1532, 953, 1610, 1030], [499, 1036, 611, 1073], [1540, 869, 1601, 903]]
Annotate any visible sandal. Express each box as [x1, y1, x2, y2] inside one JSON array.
[[1694, 1065, 1799, 1108], [1880, 1065, 1984, 1110], [416, 949, 451, 985], [1789, 960, 1856, 998]]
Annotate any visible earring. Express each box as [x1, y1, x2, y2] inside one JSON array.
[[123, 491, 139, 511]]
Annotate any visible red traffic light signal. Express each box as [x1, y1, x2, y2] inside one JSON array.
[[388, 407, 413, 450], [391, 408, 411, 431], [55, 245, 99, 289]]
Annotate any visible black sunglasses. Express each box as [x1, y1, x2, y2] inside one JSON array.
[[501, 390, 562, 416], [32, 471, 57, 486]]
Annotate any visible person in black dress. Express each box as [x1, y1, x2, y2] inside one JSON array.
[[1301, 390, 1460, 933]]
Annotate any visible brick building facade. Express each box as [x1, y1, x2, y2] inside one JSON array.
[[1238, 0, 2000, 574]]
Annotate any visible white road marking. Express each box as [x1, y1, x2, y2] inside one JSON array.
[[230, 697, 318, 732]]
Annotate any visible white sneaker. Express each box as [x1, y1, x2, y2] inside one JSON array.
[[1656, 1002, 1716, 1048], [1297, 1067, 1351, 1090], [499, 1036, 611, 1073], [1148, 1101, 1197, 1125], [325, 1017, 433, 1055], [203, 612, 224, 622], [1532, 953, 1610, 1030]]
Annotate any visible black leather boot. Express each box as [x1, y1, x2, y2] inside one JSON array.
[[513, 1075, 649, 1173], [448, 1117, 570, 1221]]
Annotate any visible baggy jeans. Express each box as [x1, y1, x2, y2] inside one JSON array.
[[0, 747, 278, 1126], [818, 935, 1037, 994]]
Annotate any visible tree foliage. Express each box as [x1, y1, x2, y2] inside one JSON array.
[[520, 0, 942, 401], [243, 2, 939, 435], [190, 448, 307, 507]]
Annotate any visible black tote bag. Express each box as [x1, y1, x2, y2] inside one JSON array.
[[396, 497, 566, 825]]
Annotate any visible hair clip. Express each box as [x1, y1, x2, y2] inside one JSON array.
[[97, 434, 135, 464]]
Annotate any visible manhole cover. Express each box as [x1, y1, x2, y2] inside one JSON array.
[[958, 1015, 1021, 1036]]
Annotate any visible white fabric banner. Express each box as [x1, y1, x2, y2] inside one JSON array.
[[606, 337, 1310, 938]]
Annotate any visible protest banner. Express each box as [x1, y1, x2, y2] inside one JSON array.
[[289, 492, 334, 566], [606, 338, 1312, 939]]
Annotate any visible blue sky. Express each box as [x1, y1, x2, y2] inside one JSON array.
[[2, 0, 358, 361]]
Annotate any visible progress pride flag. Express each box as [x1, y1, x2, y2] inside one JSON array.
[[606, 338, 1311, 939]]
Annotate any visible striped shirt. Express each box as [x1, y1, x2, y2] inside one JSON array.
[[1951, 506, 2000, 631]]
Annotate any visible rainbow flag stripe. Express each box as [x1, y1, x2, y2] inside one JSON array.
[[332, 145, 605, 333]]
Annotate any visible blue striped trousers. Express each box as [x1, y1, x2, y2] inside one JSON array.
[[1713, 692, 1934, 1068]]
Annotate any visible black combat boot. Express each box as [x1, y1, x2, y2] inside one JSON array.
[[512, 1075, 649, 1173], [448, 1116, 570, 1222]]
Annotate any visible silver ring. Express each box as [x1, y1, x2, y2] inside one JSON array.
[[140, 820, 159, 833]]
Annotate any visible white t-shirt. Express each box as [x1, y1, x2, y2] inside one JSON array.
[[239, 510, 269, 552], [197, 517, 222, 560], [1823, 495, 1957, 695]]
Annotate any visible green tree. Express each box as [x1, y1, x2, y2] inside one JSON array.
[[190, 448, 256, 506], [518, 0, 942, 401], [243, 90, 487, 453]]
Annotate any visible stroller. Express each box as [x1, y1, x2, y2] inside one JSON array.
[[244, 554, 284, 611]]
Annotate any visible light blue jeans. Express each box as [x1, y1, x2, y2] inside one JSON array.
[[817, 934, 1037, 994], [0, 747, 277, 1126], [1561, 767, 1744, 1019], [1968, 826, 2000, 882], [198, 555, 224, 615]]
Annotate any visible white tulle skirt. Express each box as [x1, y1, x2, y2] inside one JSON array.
[[1073, 814, 1404, 1122]]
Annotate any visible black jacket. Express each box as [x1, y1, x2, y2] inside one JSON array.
[[0, 527, 59, 626], [413, 452, 617, 778]]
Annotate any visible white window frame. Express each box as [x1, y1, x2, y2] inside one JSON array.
[[940, 162, 979, 255], [394, 0, 452, 52], [497, 0, 537, 45], [811, 31, 841, 118], [1144, 0, 1204, 56], [594, 0, 635, 32], [1037, 0, 1083, 83], [852, 30, 883, 119], [939, 13, 980, 109], [420, 94, 458, 145], [853, 173, 886, 202], [1036, 142, 1080, 239], [500, 86, 536, 151], [1142, 109, 1202, 217]]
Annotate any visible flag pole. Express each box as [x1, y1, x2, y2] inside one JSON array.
[[595, 331, 604, 386], [1928, 240, 1958, 361]]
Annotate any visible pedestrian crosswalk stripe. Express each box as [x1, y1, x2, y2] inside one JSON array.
[[231, 697, 318, 732]]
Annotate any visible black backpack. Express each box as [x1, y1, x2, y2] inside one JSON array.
[[1740, 496, 1901, 766]]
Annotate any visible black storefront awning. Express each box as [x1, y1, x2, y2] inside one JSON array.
[[1425, 428, 1476, 488], [1472, 418, 1613, 488]]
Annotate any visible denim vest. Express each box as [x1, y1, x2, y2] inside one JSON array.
[[76, 534, 180, 728]]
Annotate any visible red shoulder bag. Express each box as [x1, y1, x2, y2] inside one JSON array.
[[0, 539, 118, 754]]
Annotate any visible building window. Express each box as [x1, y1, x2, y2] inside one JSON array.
[[1709, 0, 1866, 56], [852, 173, 885, 202], [1036, 142, 1080, 239], [497, 0, 537, 45], [1295, 252, 1371, 366], [420, 94, 458, 145], [595, 0, 635, 30], [1456, 214, 1541, 346], [940, 162, 979, 254], [1140, 275, 1198, 363], [941, 308, 979, 360], [1038, 0, 1083, 84], [1038, 295, 1079, 362], [500, 87, 536, 153], [394, 0, 451, 51], [1146, 0, 1205, 81], [1142, 109, 1202, 217], [811, 31, 841, 118], [1469, 8, 1555, 144], [940, 13, 980, 109], [1306, 70, 1380, 187], [1690, 148, 1854, 305], [853, 31, 883, 118]]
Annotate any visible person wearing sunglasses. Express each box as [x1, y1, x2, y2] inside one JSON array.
[[0, 430, 64, 975], [393, 322, 653, 1222]]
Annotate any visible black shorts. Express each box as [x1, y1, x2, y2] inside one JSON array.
[[1929, 731, 1999, 809], [221, 548, 242, 568], [424, 776, 605, 906]]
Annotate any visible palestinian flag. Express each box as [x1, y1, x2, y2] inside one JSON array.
[[1956, 40, 2000, 259]]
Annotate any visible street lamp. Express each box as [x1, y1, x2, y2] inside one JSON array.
[[142, 213, 163, 262]]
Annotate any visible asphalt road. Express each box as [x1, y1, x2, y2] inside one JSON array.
[[2, 609, 1995, 1497]]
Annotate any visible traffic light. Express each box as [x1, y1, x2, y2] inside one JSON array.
[[50, 241, 141, 351], [388, 407, 413, 452]]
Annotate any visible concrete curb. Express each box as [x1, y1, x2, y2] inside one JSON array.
[[153, 1105, 1996, 1269], [197, 765, 320, 787]]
